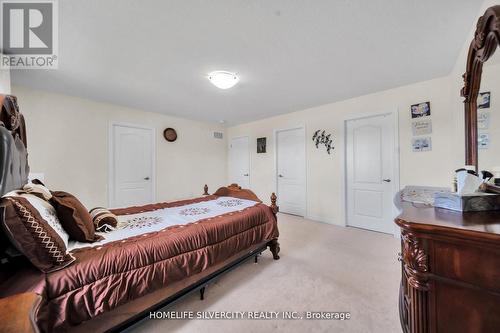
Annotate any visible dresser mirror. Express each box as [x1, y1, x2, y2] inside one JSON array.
[[477, 50, 500, 173], [462, 5, 500, 172]]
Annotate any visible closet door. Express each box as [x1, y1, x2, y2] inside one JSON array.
[[229, 136, 250, 189], [346, 113, 396, 234], [276, 127, 306, 216], [110, 123, 154, 207]]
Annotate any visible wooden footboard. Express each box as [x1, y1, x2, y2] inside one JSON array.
[[204, 183, 280, 260], [208, 183, 261, 201], [204, 183, 277, 211]]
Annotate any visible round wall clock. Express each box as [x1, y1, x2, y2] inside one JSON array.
[[163, 128, 177, 142]]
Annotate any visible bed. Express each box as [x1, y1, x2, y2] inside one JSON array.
[[0, 94, 280, 333]]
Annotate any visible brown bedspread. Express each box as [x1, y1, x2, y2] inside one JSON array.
[[0, 196, 279, 332]]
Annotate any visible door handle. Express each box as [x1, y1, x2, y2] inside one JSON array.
[[278, 174, 284, 178], [243, 174, 249, 177], [383, 179, 391, 183], [144, 177, 150, 180]]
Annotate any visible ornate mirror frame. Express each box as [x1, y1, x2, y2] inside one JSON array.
[[461, 5, 500, 171]]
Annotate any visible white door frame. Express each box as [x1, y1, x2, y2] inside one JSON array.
[[228, 135, 251, 188], [273, 125, 307, 216], [342, 111, 400, 237], [108, 122, 157, 208]]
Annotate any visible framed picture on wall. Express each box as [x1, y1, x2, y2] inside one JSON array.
[[478, 112, 491, 129], [478, 92, 491, 109], [412, 137, 432, 152], [411, 119, 432, 136], [257, 137, 266, 153], [478, 133, 490, 149], [410, 102, 431, 118]]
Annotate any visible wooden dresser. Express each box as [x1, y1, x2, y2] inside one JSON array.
[[396, 203, 500, 333]]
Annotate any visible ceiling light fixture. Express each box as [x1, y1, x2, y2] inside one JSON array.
[[208, 71, 239, 89]]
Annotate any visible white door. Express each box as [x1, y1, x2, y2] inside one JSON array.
[[229, 136, 250, 189], [276, 128, 306, 216], [346, 113, 396, 234], [110, 124, 154, 208]]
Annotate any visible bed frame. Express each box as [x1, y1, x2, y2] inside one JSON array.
[[0, 94, 280, 332]]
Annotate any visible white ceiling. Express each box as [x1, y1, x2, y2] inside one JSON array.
[[12, 0, 484, 125]]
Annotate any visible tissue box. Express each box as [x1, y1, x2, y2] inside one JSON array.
[[433, 192, 500, 212]]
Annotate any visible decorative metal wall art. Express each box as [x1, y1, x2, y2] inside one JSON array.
[[312, 130, 334, 154]]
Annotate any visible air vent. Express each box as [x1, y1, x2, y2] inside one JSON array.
[[213, 131, 223, 139]]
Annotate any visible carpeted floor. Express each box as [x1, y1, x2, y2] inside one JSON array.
[[127, 213, 401, 333]]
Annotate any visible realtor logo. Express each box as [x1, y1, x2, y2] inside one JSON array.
[[0, 0, 58, 69]]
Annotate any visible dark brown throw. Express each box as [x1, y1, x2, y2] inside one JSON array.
[[50, 191, 103, 242]]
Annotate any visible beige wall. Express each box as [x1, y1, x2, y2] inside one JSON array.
[[10, 0, 493, 226], [226, 0, 497, 227], [13, 85, 227, 209], [0, 68, 10, 94], [227, 76, 459, 225]]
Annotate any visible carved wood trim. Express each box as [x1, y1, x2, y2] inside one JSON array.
[[267, 239, 280, 260], [212, 183, 262, 202], [462, 5, 500, 169], [0, 94, 27, 147], [212, 184, 279, 217], [270, 192, 279, 215], [401, 231, 429, 291]]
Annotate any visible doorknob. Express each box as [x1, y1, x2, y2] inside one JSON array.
[[243, 174, 249, 177], [144, 177, 150, 180], [278, 174, 284, 178], [383, 179, 391, 183]]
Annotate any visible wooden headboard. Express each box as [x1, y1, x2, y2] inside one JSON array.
[[0, 95, 29, 196]]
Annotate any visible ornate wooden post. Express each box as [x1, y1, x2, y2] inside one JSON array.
[[268, 240, 280, 260], [268, 192, 280, 260], [270, 192, 279, 215]]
